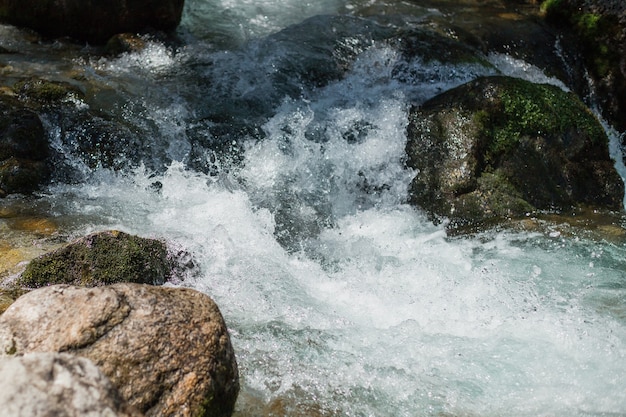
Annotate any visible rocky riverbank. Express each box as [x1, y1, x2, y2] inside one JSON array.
[[0, 230, 239, 417], [1, 0, 625, 416]]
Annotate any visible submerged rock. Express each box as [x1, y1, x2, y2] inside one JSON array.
[[1, 75, 148, 195], [17, 230, 176, 288], [0, 284, 239, 417], [406, 75, 623, 227], [0, 352, 140, 417], [0, 0, 184, 44]]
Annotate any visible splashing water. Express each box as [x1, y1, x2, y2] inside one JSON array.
[[3, 1, 626, 416]]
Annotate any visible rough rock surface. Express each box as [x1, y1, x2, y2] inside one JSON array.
[[0, 287, 27, 315], [0, 284, 239, 417], [0, 0, 185, 44], [17, 230, 175, 288], [541, 0, 626, 131], [406, 75, 623, 227], [0, 94, 50, 197], [0, 352, 140, 417]]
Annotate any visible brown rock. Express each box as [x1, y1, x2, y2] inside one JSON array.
[[0, 284, 239, 417], [0, 352, 141, 417], [105, 33, 148, 56], [0, 0, 184, 44]]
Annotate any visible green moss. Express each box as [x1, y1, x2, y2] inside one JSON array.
[[540, 0, 564, 16], [576, 13, 601, 36], [13, 78, 80, 103], [17, 231, 171, 288], [195, 395, 213, 417], [479, 78, 604, 163], [541, 2, 620, 81], [4, 339, 17, 355], [478, 171, 535, 214]]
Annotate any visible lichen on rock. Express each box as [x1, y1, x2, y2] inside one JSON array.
[[0, 352, 141, 417], [406, 75, 624, 228], [0, 283, 239, 417], [17, 230, 178, 288]]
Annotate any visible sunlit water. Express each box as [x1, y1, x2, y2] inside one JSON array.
[[2, 0, 626, 416]]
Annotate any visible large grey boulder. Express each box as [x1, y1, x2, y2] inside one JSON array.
[[0, 284, 239, 417], [0, 0, 184, 44], [406, 75, 624, 228], [0, 352, 140, 417]]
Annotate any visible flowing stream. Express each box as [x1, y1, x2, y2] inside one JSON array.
[[2, 0, 626, 416]]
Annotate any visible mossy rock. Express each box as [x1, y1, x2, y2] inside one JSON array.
[[406, 75, 624, 227], [0, 287, 27, 315], [541, 0, 622, 80], [13, 78, 83, 106], [17, 230, 175, 288], [540, 0, 626, 130], [0, 157, 49, 197]]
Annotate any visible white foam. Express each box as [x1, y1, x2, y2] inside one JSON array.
[[34, 13, 626, 417], [488, 52, 570, 90], [42, 102, 626, 417], [94, 41, 178, 75]]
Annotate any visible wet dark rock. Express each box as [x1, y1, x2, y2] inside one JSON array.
[[0, 283, 239, 417], [406, 75, 623, 227], [394, 28, 490, 66], [105, 33, 148, 56], [17, 230, 178, 288], [540, 0, 626, 131], [14, 78, 82, 106], [0, 0, 184, 44], [53, 112, 145, 172], [9, 76, 149, 179], [0, 94, 50, 197]]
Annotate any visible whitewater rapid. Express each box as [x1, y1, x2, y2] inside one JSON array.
[[4, 0, 626, 415]]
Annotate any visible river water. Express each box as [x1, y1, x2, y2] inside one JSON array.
[[2, 0, 626, 416]]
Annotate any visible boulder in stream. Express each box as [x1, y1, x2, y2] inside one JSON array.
[[0, 0, 184, 44], [0, 352, 140, 417], [406, 75, 624, 227], [0, 283, 239, 417], [16, 230, 179, 288]]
